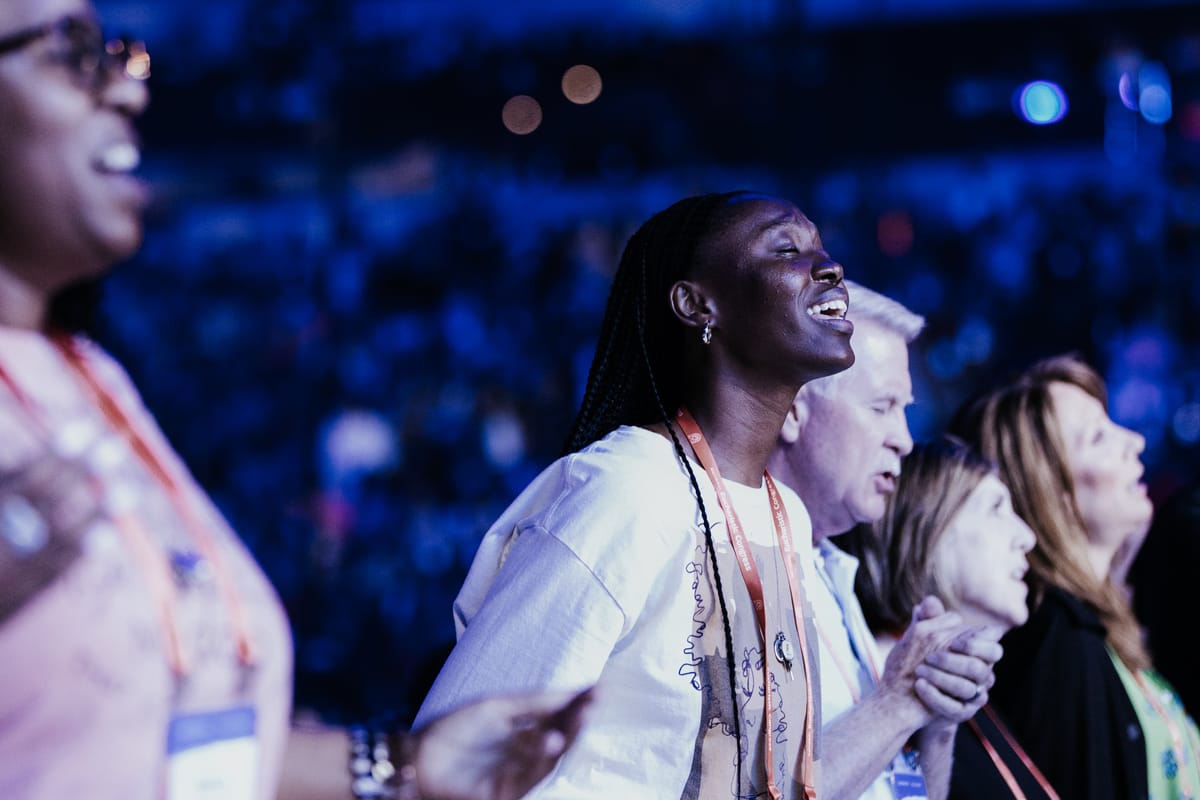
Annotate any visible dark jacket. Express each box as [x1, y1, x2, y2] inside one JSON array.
[[988, 585, 1147, 800], [950, 705, 1058, 800]]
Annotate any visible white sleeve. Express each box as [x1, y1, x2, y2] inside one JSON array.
[[411, 525, 623, 728]]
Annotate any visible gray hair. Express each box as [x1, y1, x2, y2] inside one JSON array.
[[842, 279, 925, 343]]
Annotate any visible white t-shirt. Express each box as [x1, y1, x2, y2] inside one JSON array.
[[414, 425, 819, 799]]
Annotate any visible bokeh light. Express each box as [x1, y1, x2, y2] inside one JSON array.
[[562, 64, 603, 104], [1139, 62, 1173, 125], [877, 209, 914, 257], [501, 95, 543, 134], [1015, 80, 1068, 125]]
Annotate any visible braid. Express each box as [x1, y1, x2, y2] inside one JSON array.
[[564, 190, 753, 788]]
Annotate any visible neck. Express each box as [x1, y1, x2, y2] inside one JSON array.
[[0, 269, 49, 330], [683, 387, 793, 487], [765, 448, 843, 543], [1083, 539, 1122, 583]]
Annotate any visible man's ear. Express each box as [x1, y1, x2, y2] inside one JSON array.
[[669, 280, 715, 333], [779, 391, 809, 444]]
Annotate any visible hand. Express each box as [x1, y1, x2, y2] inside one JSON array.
[[411, 687, 594, 800], [877, 597, 1001, 726], [912, 604, 1002, 724], [876, 596, 964, 721]]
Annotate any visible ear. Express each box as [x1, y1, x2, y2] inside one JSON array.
[[779, 390, 810, 444], [669, 280, 715, 333]]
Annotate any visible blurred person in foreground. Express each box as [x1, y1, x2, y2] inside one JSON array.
[[0, 0, 589, 797], [767, 282, 1001, 800], [841, 437, 1054, 799], [950, 353, 1200, 800]]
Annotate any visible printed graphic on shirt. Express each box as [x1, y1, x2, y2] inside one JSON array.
[[678, 535, 808, 799]]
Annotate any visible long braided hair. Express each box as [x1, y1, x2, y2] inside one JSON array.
[[564, 190, 753, 786]]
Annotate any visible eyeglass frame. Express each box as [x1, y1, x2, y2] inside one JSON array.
[[0, 14, 149, 88]]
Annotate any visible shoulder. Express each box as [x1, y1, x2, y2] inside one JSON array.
[[538, 427, 700, 528], [67, 335, 148, 411], [474, 426, 703, 565]]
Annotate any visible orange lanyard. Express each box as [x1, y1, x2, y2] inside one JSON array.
[[0, 335, 256, 677], [676, 407, 817, 800], [966, 705, 1060, 800]]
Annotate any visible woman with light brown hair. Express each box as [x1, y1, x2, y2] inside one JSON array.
[[949, 353, 1200, 800], [842, 435, 1054, 798]]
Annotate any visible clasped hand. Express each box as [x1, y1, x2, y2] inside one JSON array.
[[879, 596, 1001, 726]]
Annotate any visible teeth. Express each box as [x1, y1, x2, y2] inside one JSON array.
[[98, 142, 140, 173], [807, 299, 847, 319]]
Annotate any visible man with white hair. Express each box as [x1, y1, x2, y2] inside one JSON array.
[[768, 281, 1000, 800]]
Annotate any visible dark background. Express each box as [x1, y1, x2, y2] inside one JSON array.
[[90, 0, 1200, 727]]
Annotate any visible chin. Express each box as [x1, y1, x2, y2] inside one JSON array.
[[94, 228, 144, 267]]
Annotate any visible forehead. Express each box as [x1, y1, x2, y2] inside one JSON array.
[[962, 473, 1005, 508], [721, 196, 818, 244], [1047, 381, 1104, 433], [1048, 381, 1102, 417]]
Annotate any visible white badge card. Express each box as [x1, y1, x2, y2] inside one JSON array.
[[889, 748, 929, 800], [166, 706, 258, 800]]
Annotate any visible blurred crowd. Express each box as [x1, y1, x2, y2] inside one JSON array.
[[83, 0, 1200, 728]]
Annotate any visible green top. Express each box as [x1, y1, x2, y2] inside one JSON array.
[[1111, 648, 1200, 800]]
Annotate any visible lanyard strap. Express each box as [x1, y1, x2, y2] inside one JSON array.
[[966, 705, 1060, 800], [0, 336, 256, 675], [810, 557, 882, 705], [675, 407, 816, 800]]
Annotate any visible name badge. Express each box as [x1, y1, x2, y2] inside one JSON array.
[[888, 747, 929, 800], [167, 707, 258, 800]]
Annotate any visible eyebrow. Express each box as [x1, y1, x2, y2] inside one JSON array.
[[755, 215, 817, 247]]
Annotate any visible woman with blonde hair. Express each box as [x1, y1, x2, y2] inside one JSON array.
[[949, 353, 1200, 800]]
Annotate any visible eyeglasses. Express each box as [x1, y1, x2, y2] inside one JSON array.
[[0, 15, 150, 89]]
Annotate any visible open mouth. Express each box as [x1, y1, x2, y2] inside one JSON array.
[[806, 299, 847, 320], [94, 142, 141, 175]]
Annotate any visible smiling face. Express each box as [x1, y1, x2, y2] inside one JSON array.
[[695, 195, 855, 387], [0, 0, 148, 304], [1047, 381, 1153, 555], [932, 473, 1036, 632]]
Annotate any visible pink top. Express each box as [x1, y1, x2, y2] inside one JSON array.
[[0, 327, 293, 799]]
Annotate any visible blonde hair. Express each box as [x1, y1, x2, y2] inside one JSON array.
[[949, 353, 1150, 671]]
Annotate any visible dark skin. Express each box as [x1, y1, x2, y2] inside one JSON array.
[[654, 196, 855, 485]]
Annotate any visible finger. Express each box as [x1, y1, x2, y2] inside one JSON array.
[[915, 661, 985, 700], [921, 652, 996, 688], [914, 677, 983, 724], [912, 595, 946, 622], [507, 686, 595, 725], [946, 633, 1004, 664]]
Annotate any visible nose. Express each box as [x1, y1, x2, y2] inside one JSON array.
[[1014, 518, 1037, 553], [812, 252, 844, 285], [887, 415, 914, 458], [1123, 426, 1146, 457], [98, 60, 150, 118]]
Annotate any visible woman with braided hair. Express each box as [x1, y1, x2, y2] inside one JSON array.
[[414, 191, 857, 797]]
